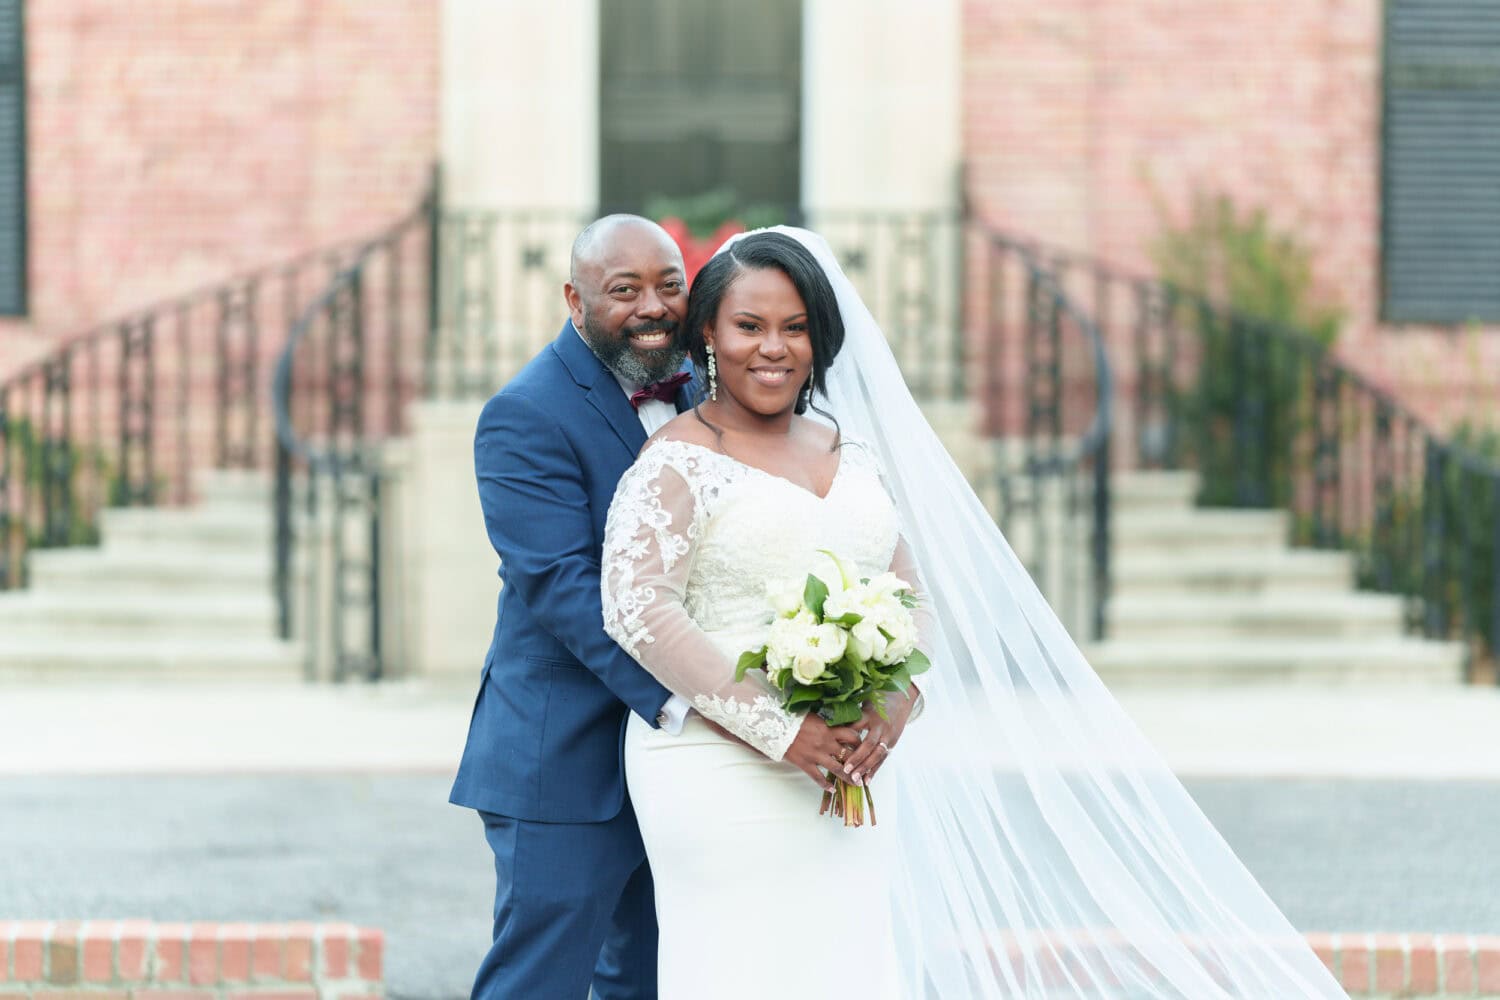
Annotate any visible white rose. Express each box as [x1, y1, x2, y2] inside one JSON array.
[[766, 577, 807, 618], [821, 585, 859, 621], [766, 611, 814, 668], [848, 617, 888, 663], [877, 614, 918, 665], [771, 615, 848, 685], [798, 622, 848, 681], [790, 650, 826, 685], [866, 572, 910, 599]]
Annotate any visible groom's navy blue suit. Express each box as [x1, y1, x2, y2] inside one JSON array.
[[451, 320, 692, 999]]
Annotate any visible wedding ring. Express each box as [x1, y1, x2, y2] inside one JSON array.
[[837, 747, 851, 763], [878, 741, 891, 753]]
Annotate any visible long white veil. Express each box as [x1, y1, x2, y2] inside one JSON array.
[[717, 227, 1346, 998]]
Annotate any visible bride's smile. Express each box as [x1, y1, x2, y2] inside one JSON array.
[[701, 266, 815, 421]]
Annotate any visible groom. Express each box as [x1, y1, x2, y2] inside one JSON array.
[[450, 215, 697, 999]]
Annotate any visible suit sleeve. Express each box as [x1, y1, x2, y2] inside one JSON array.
[[475, 390, 672, 726]]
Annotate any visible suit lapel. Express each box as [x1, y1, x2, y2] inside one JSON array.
[[553, 320, 647, 458], [588, 380, 648, 457]]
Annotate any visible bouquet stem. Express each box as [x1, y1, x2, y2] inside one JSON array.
[[820, 774, 876, 827]]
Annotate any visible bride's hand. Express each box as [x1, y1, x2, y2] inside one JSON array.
[[783, 713, 862, 791], [841, 683, 920, 787]]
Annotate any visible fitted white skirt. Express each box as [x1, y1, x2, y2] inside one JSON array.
[[625, 711, 902, 999]]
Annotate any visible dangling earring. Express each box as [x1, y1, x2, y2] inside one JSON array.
[[705, 344, 719, 401]]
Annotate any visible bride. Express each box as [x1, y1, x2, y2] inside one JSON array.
[[601, 229, 1347, 999]]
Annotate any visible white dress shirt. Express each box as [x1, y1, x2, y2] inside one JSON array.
[[612, 369, 692, 736]]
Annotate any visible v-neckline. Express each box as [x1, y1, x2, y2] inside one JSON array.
[[653, 438, 846, 502]]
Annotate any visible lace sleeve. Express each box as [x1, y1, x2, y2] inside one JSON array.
[[602, 446, 802, 761]]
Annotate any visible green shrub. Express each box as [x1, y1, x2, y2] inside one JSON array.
[[1352, 422, 1499, 669], [2, 418, 111, 550], [1150, 193, 1343, 507]]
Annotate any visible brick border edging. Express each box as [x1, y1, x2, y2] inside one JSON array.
[[4, 924, 1496, 998], [0, 920, 382, 999], [1310, 932, 1500, 997]]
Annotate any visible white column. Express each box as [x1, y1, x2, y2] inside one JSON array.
[[441, 0, 599, 209], [802, 0, 963, 212]]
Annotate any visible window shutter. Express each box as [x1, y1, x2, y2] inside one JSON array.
[[1383, 0, 1500, 323], [0, 0, 25, 316]]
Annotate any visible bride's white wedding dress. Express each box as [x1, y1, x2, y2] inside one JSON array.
[[602, 226, 1349, 999], [603, 437, 918, 999]]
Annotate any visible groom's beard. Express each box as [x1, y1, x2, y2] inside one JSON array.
[[579, 310, 688, 386]]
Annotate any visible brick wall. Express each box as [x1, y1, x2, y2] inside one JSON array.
[[0, 0, 438, 380], [962, 0, 1500, 433], [1311, 932, 1500, 997], [0, 921, 382, 999]]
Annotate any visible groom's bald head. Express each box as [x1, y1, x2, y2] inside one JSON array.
[[569, 214, 681, 285], [564, 214, 689, 385]]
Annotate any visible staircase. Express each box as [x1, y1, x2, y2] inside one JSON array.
[[0, 470, 301, 681], [1086, 471, 1467, 685]]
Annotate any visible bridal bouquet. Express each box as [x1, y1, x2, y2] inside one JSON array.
[[734, 550, 930, 827]]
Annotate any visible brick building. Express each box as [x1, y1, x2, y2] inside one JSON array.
[[0, 0, 1494, 427], [0, 1, 438, 376]]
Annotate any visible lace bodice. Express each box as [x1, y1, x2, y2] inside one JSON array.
[[602, 437, 924, 760]]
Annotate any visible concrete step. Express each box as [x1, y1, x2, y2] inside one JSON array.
[[193, 470, 313, 518], [1086, 636, 1466, 685], [1110, 471, 1198, 512], [194, 468, 276, 507], [0, 589, 278, 639], [1113, 508, 1288, 552], [27, 547, 276, 593], [1108, 591, 1408, 640], [98, 505, 271, 550], [1111, 548, 1355, 596], [0, 634, 301, 679]]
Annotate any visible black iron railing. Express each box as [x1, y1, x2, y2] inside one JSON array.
[[966, 229, 1114, 640], [807, 211, 968, 402], [1054, 250, 1499, 677], [0, 238, 371, 590], [272, 197, 436, 681]]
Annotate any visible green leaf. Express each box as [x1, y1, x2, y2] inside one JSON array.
[[903, 649, 931, 677], [887, 664, 912, 693], [803, 573, 830, 619], [828, 612, 865, 627], [734, 648, 767, 682], [823, 700, 863, 726], [835, 657, 861, 696], [786, 686, 823, 709]]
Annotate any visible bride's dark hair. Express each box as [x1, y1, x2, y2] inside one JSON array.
[[682, 231, 846, 420]]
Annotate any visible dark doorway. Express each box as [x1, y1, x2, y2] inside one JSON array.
[[598, 0, 802, 216]]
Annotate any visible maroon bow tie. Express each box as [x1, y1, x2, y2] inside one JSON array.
[[630, 371, 691, 410]]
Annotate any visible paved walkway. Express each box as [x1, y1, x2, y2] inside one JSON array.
[[3, 680, 1499, 998], [2, 772, 1497, 999], [2, 678, 1499, 779]]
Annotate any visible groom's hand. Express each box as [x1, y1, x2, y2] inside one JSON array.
[[842, 683, 920, 787]]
